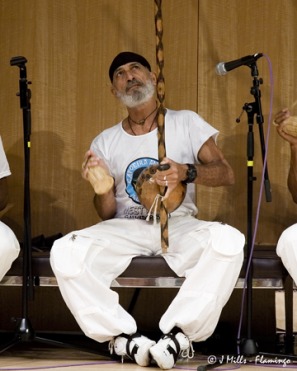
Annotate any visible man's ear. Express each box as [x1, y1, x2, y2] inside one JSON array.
[[150, 71, 157, 85], [110, 86, 117, 97]]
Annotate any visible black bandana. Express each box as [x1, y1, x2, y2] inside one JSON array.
[[109, 52, 151, 82]]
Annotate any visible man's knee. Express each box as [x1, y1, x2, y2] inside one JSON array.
[[212, 223, 245, 258]]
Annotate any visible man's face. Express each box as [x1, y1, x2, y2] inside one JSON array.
[[111, 62, 156, 108]]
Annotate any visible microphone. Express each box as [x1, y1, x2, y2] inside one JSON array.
[[215, 53, 263, 75]]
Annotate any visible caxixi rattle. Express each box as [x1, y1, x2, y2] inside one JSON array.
[[87, 165, 114, 195], [281, 116, 297, 137]]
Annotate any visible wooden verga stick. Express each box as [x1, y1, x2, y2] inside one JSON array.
[[154, 0, 168, 253]]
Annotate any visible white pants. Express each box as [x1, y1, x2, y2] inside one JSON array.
[[50, 216, 244, 343], [0, 221, 20, 281], [277, 223, 297, 285]]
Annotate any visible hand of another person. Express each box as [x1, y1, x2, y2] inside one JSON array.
[[274, 108, 297, 145]]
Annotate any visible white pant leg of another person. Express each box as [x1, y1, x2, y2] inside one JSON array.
[[277, 223, 297, 285], [0, 221, 20, 281], [50, 218, 161, 343], [160, 217, 245, 342]]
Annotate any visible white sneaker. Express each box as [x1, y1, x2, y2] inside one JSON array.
[[109, 333, 156, 367], [150, 332, 194, 369]]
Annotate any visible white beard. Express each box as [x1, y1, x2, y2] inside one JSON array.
[[116, 79, 155, 108]]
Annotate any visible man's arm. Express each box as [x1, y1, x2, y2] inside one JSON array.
[[191, 136, 234, 187], [288, 143, 297, 203], [0, 177, 9, 211], [275, 108, 297, 204], [82, 149, 117, 220], [93, 188, 117, 220], [153, 137, 235, 200]]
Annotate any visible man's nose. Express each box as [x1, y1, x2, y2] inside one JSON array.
[[126, 70, 135, 81]]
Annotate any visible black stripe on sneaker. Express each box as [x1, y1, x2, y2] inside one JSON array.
[[126, 333, 141, 362], [165, 333, 181, 363]]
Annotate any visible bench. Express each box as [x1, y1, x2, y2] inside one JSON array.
[[1, 243, 294, 354]]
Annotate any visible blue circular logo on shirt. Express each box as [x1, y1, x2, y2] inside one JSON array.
[[125, 157, 158, 203]]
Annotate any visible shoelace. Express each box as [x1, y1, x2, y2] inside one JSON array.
[[108, 338, 115, 354], [181, 340, 195, 359], [108, 338, 126, 363]]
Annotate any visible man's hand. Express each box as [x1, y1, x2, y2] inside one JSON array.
[[274, 108, 297, 145], [153, 158, 187, 200], [82, 150, 114, 194]]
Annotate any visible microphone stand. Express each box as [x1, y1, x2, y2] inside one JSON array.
[[0, 56, 36, 349], [239, 62, 297, 365], [198, 62, 272, 371], [239, 62, 271, 356], [0, 57, 106, 356]]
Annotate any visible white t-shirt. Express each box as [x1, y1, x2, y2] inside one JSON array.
[[0, 136, 11, 180], [91, 109, 218, 219]]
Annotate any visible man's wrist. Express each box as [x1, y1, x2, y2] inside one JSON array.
[[182, 163, 197, 184]]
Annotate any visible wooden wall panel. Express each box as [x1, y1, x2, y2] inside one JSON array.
[[0, 0, 296, 246], [75, 0, 156, 230], [162, 0, 199, 110]]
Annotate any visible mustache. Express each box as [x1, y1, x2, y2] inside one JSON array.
[[126, 79, 143, 92]]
